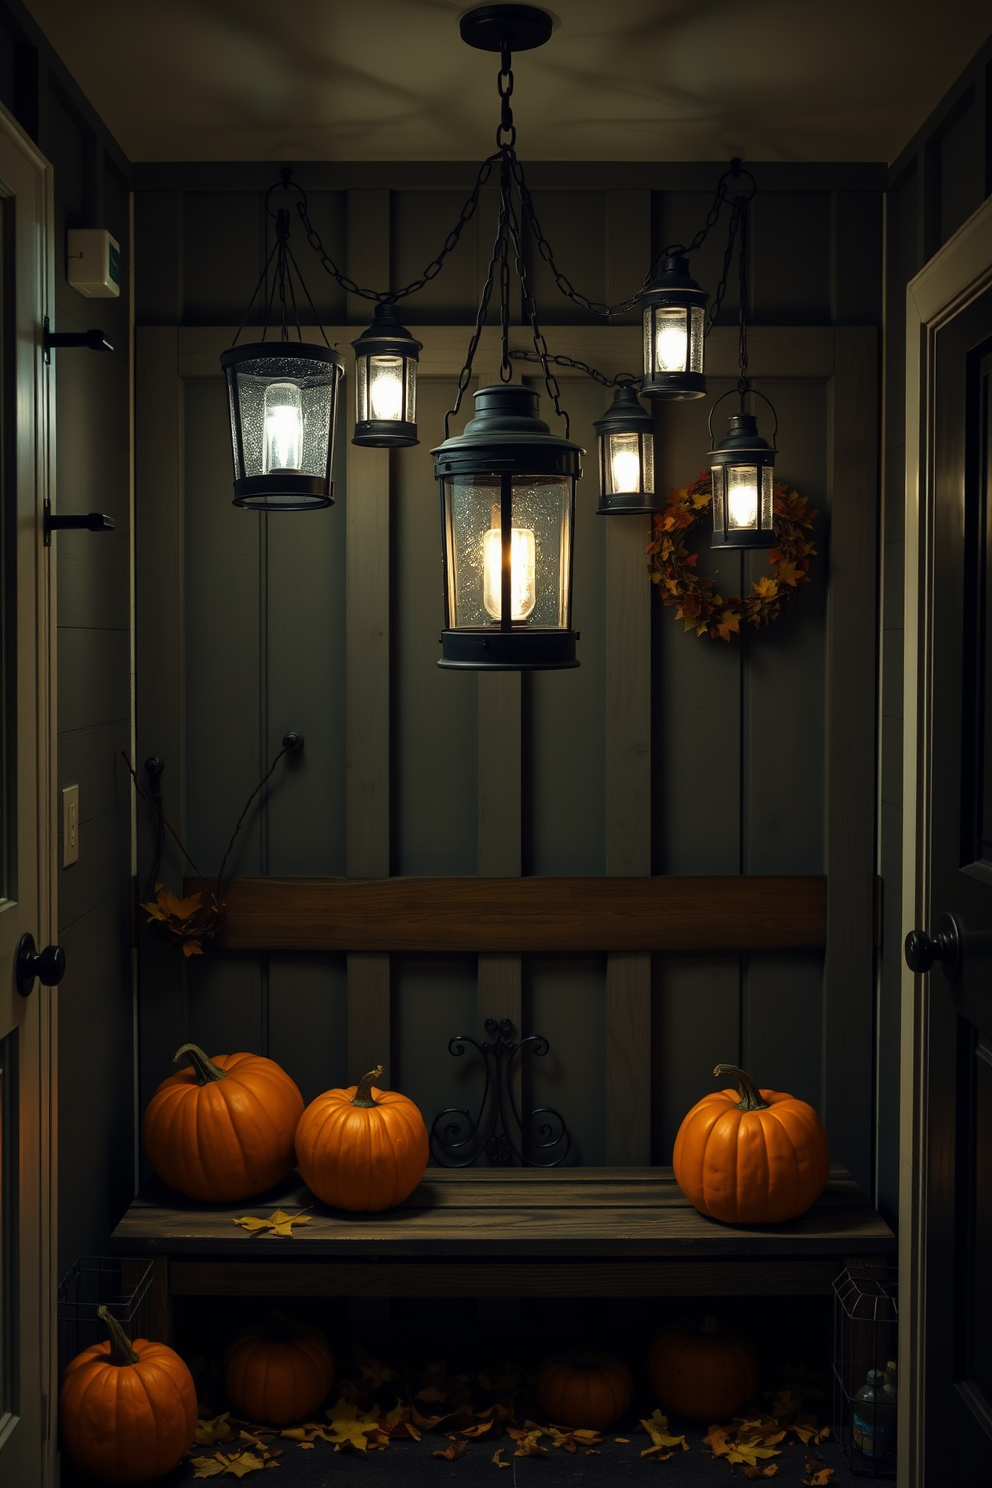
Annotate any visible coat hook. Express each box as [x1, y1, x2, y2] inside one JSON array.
[[282, 732, 304, 753], [43, 315, 113, 364]]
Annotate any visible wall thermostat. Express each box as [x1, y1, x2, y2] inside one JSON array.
[[67, 229, 120, 299]]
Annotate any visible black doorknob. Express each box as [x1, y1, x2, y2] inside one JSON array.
[[15, 933, 66, 997], [905, 913, 961, 977]]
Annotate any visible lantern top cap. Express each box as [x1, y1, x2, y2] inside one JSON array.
[[432, 383, 583, 475], [459, 4, 555, 52], [220, 340, 344, 373], [709, 411, 776, 457], [593, 383, 654, 436], [351, 302, 423, 357], [640, 254, 708, 307]]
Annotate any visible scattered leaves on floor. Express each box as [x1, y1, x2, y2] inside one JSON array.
[[231, 1209, 311, 1238], [433, 1439, 468, 1460], [195, 1413, 236, 1446], [639, 1408, 689, 1458], [190, 1448, 274, 1477], [508, 1423, 548, 1457], [547, 1425, 603, 1453], [492, 1446, 510, 1468], [802, 1463, 834, 1485]]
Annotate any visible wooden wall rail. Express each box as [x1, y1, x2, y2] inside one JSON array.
[[188, 874, 827, 952]]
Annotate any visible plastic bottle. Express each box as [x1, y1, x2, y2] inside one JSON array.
[[852, 1362, 897, 1458]]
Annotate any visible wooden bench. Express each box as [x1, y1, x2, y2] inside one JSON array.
[[112, 1166, 894, 1341]]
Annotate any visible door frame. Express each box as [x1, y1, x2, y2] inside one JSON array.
[[0, 102, 56, 1482], [900, 191, 992, 1485]]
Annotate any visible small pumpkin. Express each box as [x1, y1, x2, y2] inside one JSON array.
[[225, 1311, 335, 1425], [673, 1063, 830, 1224], [59, 1305, 197, 1484], [295, 1065, 429, 1212], [143, 1043, 304, 1202], [648, 1315, 757, 1422], [536, 1351, 633, 1430]]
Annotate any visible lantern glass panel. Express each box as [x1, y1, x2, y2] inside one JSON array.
[[761, 465, 774, 528], [727, 464, 760, 530], [227, 353, 337, 484], [711, 465, 726, 531], [444, 474, 571, 630], [606, 432, 642, 495], [369, 355, 405, 422], [687, 306, 704, 374], [654, 307, 689, 373], [405, 357, 417, 422]]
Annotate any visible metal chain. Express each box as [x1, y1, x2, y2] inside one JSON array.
[[508, 348, 639, 388], [444, 191, 507, 435], [497, 46, 517, 150], [294, 153, 498, 305], [705, 193, 743, 339], [504, 177, 569, 438]]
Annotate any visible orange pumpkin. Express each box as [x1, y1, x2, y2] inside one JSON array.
[[143, 1043, 304, 1202], [648, 1315, 757, 1422], [59, 1305, 197, 1483], [295, 1065, 429, 1212], [536, 1351, 633, 1429], [673, 1063, 830, 1224], [226, 1312, 335, 1425]]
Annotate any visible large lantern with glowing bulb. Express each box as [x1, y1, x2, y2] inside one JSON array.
[[433, 384, 583, 670], [638, 254, 708, 401], [593, 384, 658, 514], [220, 343, 344, 509], [351, 303, 422, 447], [709, 392, 777, 549]]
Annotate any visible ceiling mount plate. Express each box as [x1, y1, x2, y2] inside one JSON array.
[[459, 4, 555, 53]]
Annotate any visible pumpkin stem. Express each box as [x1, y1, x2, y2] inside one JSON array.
[[173, 1043, 227, 1085], [713, 1064, 769, 1111], [353, 1065, 384, 1108], [98, 1305, 139, 1367]]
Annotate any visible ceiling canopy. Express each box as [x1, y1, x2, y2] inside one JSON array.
[[23, 0, 992, 164]]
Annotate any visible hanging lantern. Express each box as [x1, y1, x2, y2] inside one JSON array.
[[351, 303, 422, 448], [220, 343, 344, 510], [638, 254, 708, 401], [433, 384, 583, 671], [709, 397, 777, 550], [593, 384, 658, 515]]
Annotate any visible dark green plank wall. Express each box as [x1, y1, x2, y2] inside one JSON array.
[[880, 35, 992, 1227], [0, 0, 134, 1271], [133, 162, 882, 1179]]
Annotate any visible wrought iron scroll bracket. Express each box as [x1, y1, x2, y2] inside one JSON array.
[[429, 1016, 571, 1168]]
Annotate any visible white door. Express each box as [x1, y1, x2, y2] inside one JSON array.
[[0, 106, 57, 1485]]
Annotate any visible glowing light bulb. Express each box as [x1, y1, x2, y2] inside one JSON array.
[[608, 433, 642, 494], [483, 519, 536, 621], [655, 308, 688, 373], [727, 465, 759, 529], [369, 356, 404, 422], [262, 382, 303, 473]]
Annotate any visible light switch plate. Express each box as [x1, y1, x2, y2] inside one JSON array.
[[62, 784, 79, 867]]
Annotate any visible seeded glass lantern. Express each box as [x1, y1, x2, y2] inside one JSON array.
[[709, 395, 778, 549], [593, 384, 658, 515], [351, 303, 422, 448], [220, 343, 344, 509], [433, 384, 583, 670], [639, 254, 708, 401]]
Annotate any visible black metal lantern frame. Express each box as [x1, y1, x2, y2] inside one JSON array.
[[222, 178, 344, 510], [707, 189, 780, 551], [351, 303, 422, 448], [593, 382, 657, 514]]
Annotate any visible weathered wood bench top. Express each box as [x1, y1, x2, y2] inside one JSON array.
[[113, 1166, 894, 1260]]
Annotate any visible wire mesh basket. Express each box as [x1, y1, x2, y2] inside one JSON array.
[[56, 1256, 154, 1384], [833, 1264, 898, 1478]]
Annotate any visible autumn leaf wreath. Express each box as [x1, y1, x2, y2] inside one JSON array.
[[648, 472, 817, 642]]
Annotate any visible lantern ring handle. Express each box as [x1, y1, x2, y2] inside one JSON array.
[[719, 158, 757, 201], [265, 168, 308, 220], [706, 386, 778, 446]]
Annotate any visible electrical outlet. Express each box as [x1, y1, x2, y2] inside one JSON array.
[[62, 784, 79, 867]]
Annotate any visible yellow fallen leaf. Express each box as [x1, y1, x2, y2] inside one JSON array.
[[433, 1440, 468, 1460], [614, 1436, 630, 1444], [232, 1208, 310, 1238], [190, 1461, 226, 1480], [802, 1468, 833, 1486], [639, 1409, 688, 1456], [195, 1414, 235, 1446], [492, 1447, 510, 1468]]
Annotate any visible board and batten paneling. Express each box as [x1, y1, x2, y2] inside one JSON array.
[[135, 298, 877, 1187]]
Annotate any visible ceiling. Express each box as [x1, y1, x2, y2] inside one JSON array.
[[23, 0, 992, 164]]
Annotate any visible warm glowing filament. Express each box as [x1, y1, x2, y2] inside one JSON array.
[[262, 382, 303, 472], [727, 465, 759, 529], [369, 356, 404, 422], [608, 433, 642, 493], [655, 309, 688, 372], [483, 525, 536, 621]]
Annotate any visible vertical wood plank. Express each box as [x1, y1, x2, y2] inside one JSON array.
[[134, 326, 187, 1111], [346, 190, 392, 1085], [824, 327, 879, 1193], [605, 192, 653, 1164]]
